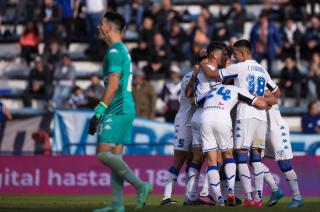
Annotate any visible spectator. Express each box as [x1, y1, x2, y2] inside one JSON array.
[[189, 15, 212, 64], [56, 0, 79, 48], [250, 13, 283, 76], [85, 0, 105, 46], [123, 0, 145, 29], [260, 0, 285, 22], [155, 0, 181, 35], [32, 130, 52, 155], [284, 0, 307, 23], [41, 0, 63, 43], [19, 21, 39, 65], [69, 86, 86, 109], [301, 15, 320, 61], [132, 70, 157, 118], [149, 32, 171, 65], [143, 56, 168, 94], [279, 56, 301, 106], [281, 18, 302, 60], [301, 100, 320, 134], [306, 52, 320, 103], [50, 54, 76, 108], [219, 1, 246, 37], [42, 39, 63, 71], [23, 57, 53, 107], [161, 64, 182, 123], [131, 16, 155, 62], [168, 20, 190, 61], [85, 75, 104, 107], [13, 0, 36, 35]]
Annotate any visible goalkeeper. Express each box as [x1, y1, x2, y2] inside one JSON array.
[[89, 11, 152, 212]]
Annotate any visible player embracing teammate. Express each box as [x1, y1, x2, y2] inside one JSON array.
[[161, 39, 304, 208]]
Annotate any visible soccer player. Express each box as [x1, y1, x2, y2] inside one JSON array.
[[160, 66, 197, 206], [197, 80, 269, 206], [184, 42, 225, 205], [88, 11, 152, 212], [262, 101, 304, 208], [200, 39, 280, 206]]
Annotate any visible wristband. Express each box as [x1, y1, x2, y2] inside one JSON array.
[[94, 101, 108, 119]]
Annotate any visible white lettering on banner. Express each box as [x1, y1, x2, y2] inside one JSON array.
[[0, 168, 40, 188], [47, 169, 110, 187]]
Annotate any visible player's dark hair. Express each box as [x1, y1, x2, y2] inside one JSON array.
[[233, 39, 252, 52], [104, 11, 126, 32], [207, 41, 227, 57]]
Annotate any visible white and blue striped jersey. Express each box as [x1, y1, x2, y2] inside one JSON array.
[[198, 84, 256, 126], [218, 60, 277, 121], [174, 72, 196, 127]]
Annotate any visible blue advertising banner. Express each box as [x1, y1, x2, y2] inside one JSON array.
[[53, 110, 320, 156]]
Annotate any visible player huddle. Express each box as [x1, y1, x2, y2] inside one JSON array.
[[161, 40, 304, 208]]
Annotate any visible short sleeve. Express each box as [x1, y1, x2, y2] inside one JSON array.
[[107, 48, 123, 73], [265, 72, 278, 92], [237, 87, 256, 105], [219, 64, 239, 80]]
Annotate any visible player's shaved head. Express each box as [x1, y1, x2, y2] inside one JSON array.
[[233, 39, 252, 53], [104, 11, 126, 33]]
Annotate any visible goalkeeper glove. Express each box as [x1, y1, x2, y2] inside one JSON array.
[[88, 101, 108, 135]]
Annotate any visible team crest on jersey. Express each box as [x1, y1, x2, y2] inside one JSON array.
[[109, 48, 119, 53], [276, 150, 284, 158]]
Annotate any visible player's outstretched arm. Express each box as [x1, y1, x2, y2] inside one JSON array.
[[185, 65, 200, 98], [199, 59, 220, 79]]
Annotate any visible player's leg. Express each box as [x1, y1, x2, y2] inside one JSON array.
[[234, 119, 254, 206], [250, 148, 264, 206], [161, 150, 187, 205], [162, 126, 192, 205], [222, 149, 237, 205], [96, 115, 152, 210], [278, 159, 304, 208], [263, 134, 284, 207], [206, 150, 224, 206], [250, 120, 268, 206], [184, 122, 203, 204], [185, 146, 202, 203]]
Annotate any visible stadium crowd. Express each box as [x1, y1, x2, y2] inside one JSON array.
[[0, 0, 319, 131]]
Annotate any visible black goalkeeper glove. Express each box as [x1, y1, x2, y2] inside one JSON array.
[[88, 115, 101, 135]]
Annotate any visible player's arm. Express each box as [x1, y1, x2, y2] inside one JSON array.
[[264, 91, 278, 105], [200, 60, 239, 80], [185, 65, 200, 98], [238, 88, 268, 110], [265, 72, 281, 98], [89, 50, 122, 135]]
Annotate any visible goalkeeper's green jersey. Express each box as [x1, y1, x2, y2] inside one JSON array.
[[102, 41, 136, 115]]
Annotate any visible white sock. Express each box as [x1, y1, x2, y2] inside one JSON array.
[[163, 166, 178, 200], [186, 163, 201, 201], [207, 166, 222, 201], [234, 180, 242, 199], [251, 161, 264, 201], [237, 163, 253, 200], [224, 159, 236, 194], [200, 172, 210, 196], [262, 163, 278, 192], [284, 169, 301, 200]]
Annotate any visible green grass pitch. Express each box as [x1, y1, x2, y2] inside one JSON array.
[[0, 195, 319, 212]]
